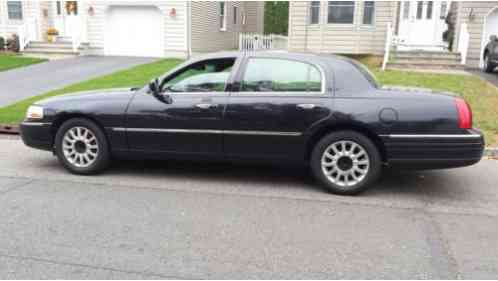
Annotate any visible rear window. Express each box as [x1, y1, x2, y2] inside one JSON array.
[[349, 60, 380, 89], [241, 58, 323, 93]]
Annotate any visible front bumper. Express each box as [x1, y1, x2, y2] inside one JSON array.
[[19, 121, 53, 151], [382, 129, 485, 169]]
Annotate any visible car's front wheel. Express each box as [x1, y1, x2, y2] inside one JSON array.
[[310, 131, 382, 195], [55, 118, 110, 175], [483, 53, 496, 73]]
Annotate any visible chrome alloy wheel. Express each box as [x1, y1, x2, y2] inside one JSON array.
[[483, 55, 489, 70], [321, 140, 370, 188], [62, 126, 99, 168]]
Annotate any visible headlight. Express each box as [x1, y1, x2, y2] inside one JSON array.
[[26, 105, 44, 120]]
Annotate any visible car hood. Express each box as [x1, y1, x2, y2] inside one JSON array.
[[35, 88, 137, 106]]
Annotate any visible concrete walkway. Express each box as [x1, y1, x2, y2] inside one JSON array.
[[0, 56, 157, 107]]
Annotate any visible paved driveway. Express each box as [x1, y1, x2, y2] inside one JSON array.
[[469, 68, 498, 87], [0, 56, 157, 107], [0, 136, 498, 278]]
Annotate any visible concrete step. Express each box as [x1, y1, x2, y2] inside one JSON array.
[[23, 47, 79, 54], [22, 52, 79, 60], [28, 41, 89, 49], [390, 59, 462, 66], [392, 51, 461, 60], [393, 54, 461, 61], [387, 62, 465, 70]]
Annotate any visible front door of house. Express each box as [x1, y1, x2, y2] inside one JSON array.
[[53, 1, 79, 38], [398, 1, 449, 50]]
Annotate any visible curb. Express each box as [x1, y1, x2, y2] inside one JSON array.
[[484, 147, 498, 158], [0, 124, 19, 135]]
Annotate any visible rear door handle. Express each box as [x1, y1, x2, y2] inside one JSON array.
[[297, 104, 316, 110], [195, 103, 216, 109]]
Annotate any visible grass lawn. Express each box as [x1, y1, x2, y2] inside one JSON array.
[[0, 53, 46, 72], [0, 58, 183, 125], [0, 55, 497, 146]]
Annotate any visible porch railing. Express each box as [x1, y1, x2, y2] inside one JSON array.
[[67, 15, 88, 53], [17, 18, 39, 52], [239, 33, 288, 51], [457, 23, 470, 65], [381, 22, 394, 71]]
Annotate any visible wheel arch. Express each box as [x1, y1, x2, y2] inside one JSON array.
[[305, 123, 387, 163], [50, 113, 109, 148]]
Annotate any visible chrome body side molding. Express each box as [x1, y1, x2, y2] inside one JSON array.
[[112, 127, 302, 137]]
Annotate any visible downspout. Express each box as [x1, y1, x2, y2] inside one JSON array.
[[304, 2, 309, 51], [186, 1, 192, 59]]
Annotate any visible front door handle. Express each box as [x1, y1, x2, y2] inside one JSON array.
[[297, 103, 316, 110], [195, 103, 216, 109]]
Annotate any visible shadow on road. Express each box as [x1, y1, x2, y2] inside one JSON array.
[[90, 159, 465, 199]]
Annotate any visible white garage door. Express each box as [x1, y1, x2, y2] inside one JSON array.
[[105, 6, 163, 57]]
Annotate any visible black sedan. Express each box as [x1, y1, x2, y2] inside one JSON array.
[[483, 35, 498, 73], [20, 51, 484, 195]]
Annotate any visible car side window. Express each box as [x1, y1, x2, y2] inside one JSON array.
[[240, 58, 322, 93], [163, 58, 235, 93]]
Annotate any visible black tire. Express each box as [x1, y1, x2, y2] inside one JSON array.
[[483, 53, 496, 73], [310, 131, 382, 195], [54, 118, 111, 175]]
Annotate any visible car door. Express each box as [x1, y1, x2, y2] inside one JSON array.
[[125, 56, 239, 156], [223, 55, 332, 162]]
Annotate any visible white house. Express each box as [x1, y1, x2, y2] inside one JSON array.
[[288, 1, 498, 69], [0, 1, 265, 58]]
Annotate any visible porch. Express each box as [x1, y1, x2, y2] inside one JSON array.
[[12, 1, 88, 58]]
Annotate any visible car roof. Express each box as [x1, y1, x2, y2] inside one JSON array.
[[163, 51, 375, 93]]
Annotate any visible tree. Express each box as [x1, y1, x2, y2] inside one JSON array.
[[264, 1, 289, 35]]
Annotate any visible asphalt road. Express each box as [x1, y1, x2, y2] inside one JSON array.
[[1, 136, 497, 279], [0, 56, 156, 107]]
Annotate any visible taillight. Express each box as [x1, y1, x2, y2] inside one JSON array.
[[455, 98, 473, 129]]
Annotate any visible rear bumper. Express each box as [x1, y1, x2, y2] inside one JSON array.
[[19, 121, 53, 152], [382, 129, 484, 169]]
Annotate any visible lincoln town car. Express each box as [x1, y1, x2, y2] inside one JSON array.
[[20, 51, 484, 195]]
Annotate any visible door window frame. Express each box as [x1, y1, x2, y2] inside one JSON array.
[[231, 56, 328, 96], [158, 56, 242, 95]]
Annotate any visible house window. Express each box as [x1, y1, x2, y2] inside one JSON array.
[[328, 1, 355, 24], [363, 1, 375, 25], [426, 1, 433, 19], [7, 1, 23, 20], [233, 6, 237, 24], [219, 2, 227, 31], [440, 2, 447, 19], [416, 1, 423, 19], [310, 1, 320, 24], [403, 1, 410, 19]]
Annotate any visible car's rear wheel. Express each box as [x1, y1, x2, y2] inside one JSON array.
[[483, 53, 496, 73], [55, 118, 110, 175], [310, 131, 382, 195]]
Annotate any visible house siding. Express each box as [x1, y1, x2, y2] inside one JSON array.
[[190, 1, 264, 54], [455, 2, 498, 68], [243, 1, 265, 34], [288, 1, 397, 55], [0, 1, 42, 40]]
